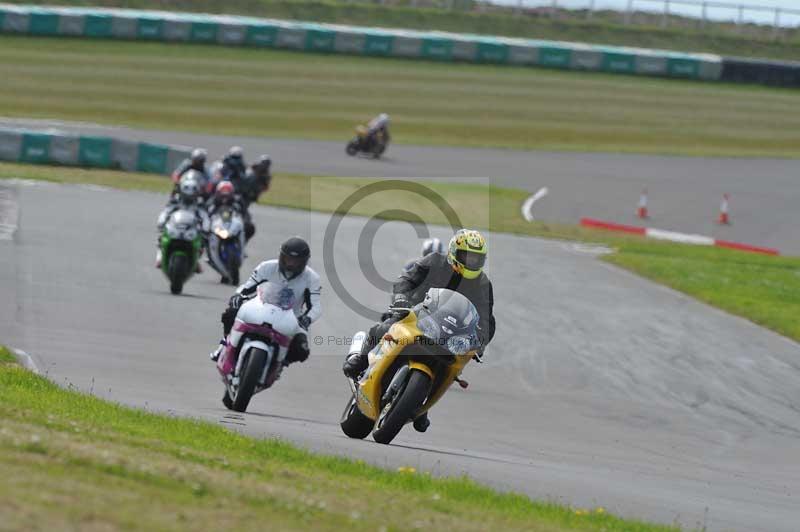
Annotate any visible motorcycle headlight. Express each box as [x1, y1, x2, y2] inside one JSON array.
[[446, 335, 474, 356], [215, 228, 230, 239]]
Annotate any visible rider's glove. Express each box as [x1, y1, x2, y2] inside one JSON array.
[[298, 315, 311, 331], [229, 293, 245, 309], [390, 296, 412, 319]]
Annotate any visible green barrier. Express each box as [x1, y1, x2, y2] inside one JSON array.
[[0, 5, 727, 83], [190, 22, 218, 42], [137, 143, 168, 173], [364, 34, 392, 56], [246, 24, 277, 46], [137, 17, 163, 39], [667, 57, 700, 79], [476, 42, 508, 64], [20, 133, 51, 164], [305, 28, 335, 52], [84, 14, 112, 38], [29, 12, 58, 35], [603, 52, 636, 73], [79, 136, 113, 167], [421, 38, 453, 61], [538, 47, 572, 68]]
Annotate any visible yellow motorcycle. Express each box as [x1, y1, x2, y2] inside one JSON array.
[[340, 289, 480, 444]]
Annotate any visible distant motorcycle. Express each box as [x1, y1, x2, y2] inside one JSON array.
[[216, 283, 302, 412], [206, 206, 245, 285], [346, 127, 389, 159], [159, 209, 202, 295]]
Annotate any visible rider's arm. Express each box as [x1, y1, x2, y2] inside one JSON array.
[[236, 260, 278, 298], [303, 268, 322, 323], [156, 206, 175, 230], [476, 280, 496, 347], [392, 253, 434, 303]]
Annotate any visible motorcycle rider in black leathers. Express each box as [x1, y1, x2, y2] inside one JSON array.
[[343, 229, 495, 432], [170, 148, 211, 201]]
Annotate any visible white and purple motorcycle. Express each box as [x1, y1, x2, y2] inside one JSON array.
[[206, 205, 245, 285], [216, 282, 302, 412]]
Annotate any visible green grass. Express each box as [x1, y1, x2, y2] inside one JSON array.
[[0, 346, 15, 364], [0, 349, 674, 531], [2, 36, 800, 157], [5, 0, 800, 60], [3, 162, 799, 344]]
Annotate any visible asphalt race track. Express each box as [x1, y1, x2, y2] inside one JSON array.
[[2, 180, 799, 531], [2, 118, 798, 255]]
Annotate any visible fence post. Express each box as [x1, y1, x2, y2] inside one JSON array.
[[624, 0, 633, 25], [586, 0, 595, 20], [773, 8, 781, 39], [737, 4, 743, 25], [662, 0, 670, 28], [701, 1, 707, 28], [550, 0, 558, 19]]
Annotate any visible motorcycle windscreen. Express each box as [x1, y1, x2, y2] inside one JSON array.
[[166, 209, 198, 239], [258, 282, 295, 310], [414, 289, 480, 356]]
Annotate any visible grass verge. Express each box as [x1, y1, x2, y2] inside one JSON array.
[[2, 162, 798, 343], [2, 36, 799, 157], [4, 0, 800, 60], [0, 347, 672, 531]]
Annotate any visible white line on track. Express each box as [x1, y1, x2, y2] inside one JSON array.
[[0, 186, 19, 241], [12, 348, 40, 374], [521, 186, 549, 222]]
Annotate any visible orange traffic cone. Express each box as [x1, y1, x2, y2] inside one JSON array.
[[637, 188, 649, 219], [718, 194, 730, 225]]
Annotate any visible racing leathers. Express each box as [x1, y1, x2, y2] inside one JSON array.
[[344, 252, 495, 378], [170, 160, 211, 200], [218, 259, 322, 365], [156, 202, 210, 235]]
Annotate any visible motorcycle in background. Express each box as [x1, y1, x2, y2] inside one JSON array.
[[159, 209, 202, 295], [346, 126, 388, 159], [216, 283, 302, 412], [207, 206, 245, 285]]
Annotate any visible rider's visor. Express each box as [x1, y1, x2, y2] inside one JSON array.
[[281, 254, 306, 273], [454, 249, 486, 271]]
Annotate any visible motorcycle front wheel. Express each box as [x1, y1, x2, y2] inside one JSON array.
[[168, 253, 189, 295], [340, 394, 374, 439], [345, 140, 359, 156], [232, 347, 268, 412], [372, 369, 431, 445]]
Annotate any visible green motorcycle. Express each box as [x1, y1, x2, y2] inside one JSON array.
[[160, 209, 203, 295]]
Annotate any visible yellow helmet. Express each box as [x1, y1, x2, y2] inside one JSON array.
[[447, 229, 487, 280]]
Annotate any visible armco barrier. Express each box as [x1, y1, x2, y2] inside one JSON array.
[[720, 57, 800, 87], [0, 127, 191, 174], [0, 4, 725, 83]]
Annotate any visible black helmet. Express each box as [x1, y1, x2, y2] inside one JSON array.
[[279, 237, 310, 279]]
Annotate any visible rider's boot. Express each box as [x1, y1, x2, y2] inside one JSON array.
[[413, 413, 430, 433], [210, 338, 226, 362], [342, 338, 371, 379]]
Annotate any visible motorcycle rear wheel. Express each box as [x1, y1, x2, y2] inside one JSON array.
[[340, 394, 374, 439], [232, 347, 267, 412], [372, 369, 431, 445]]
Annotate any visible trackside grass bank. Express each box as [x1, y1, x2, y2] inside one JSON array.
[[0, 346, 672, 531], [2, 36, 799, 157], [2, 163, 798, 343], [4, 0, 800, 61]]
